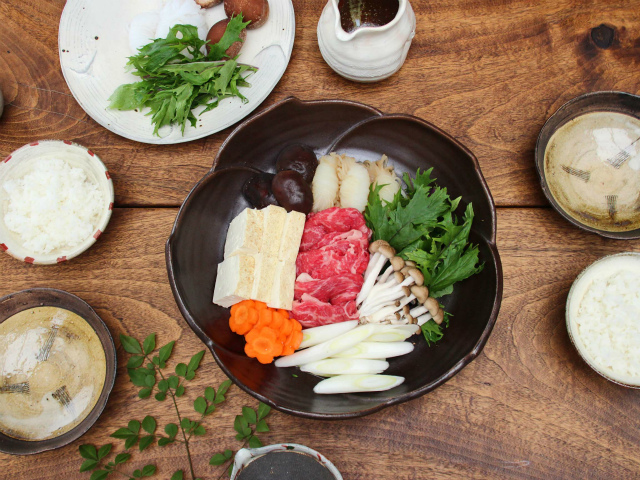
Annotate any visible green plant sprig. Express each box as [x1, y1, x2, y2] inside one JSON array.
[[78, 333, 272, 480]]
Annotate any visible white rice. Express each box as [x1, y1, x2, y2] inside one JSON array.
[[575, 269, 640, 378], [2, 158, 104, 255]]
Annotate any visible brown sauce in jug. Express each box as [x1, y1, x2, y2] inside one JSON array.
[[338, 0, 399, 33]]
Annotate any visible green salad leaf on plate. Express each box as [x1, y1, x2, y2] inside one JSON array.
[[108, 15, 255, 136]]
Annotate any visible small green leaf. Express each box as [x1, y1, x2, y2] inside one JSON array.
[[106, 462, 115, 468], [152, 356, 160, 365], [235, 433, 244, 441], [155, 392, 166, 401], [128, 368, 148, 387], [120, 334, 143, 354], [158, 379, 169, 392], [175, 386, 185, 397], [158, 341, 175, 363], [187, 350, 205, 373], [255, 419, 269, 433], [111, 428, 134, 439], [144, 375, 155, 387], [171, 471, 184, 480], [97, 444, 112, 460], [228, 464, 233, 477], [193, 425, 206, 436], [124, 435, 138, 450], [242, 426, 251, 437], [248, 435, 262, 449], [139, 435, 154, 452], [242, 406, 257, 424], [128, 420, 141, 433], [79, 444, 98, 460], [142, 465, 156, 477], [128, 356, 144, 368], [204, 387, 215, 402], [142, 333, 156, 355], [210, 453, 226, 466], [180, 417, 190, 429], [168, 375, 180, 389], [80, 460, 98, 472], [175, 363, 187, 377], [205, 405, 216, 415], [234, 415, 248, 434], [158, 437, 172, 446], [90, 470, 109, 480], [142, 416, 156, 434], [257, 402, 271, 421], [194, 397, 207, 414], [138, 387, 152, 399], [165, 423, 178, 438], [115, 453, 131, 464], [218, 379, 232, 397], [224, 449, 233, 459], [133, 469, 142, 478], [184, 371, 195, 381]]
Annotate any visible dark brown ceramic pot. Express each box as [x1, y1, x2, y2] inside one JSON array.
[[166, 97, 503, 419], [0, 288, 116, 454]]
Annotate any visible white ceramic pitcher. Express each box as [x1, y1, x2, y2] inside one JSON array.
[[317, 0, 416, 83]]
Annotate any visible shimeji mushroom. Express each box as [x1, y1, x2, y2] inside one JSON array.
[[358, 240, 397, 305], [359, 268, 424, 317]]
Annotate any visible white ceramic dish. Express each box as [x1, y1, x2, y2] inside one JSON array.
[[0, 141, 114, 265], [58, 0, 295, 145], [317, 0, 415, 83], [566, 252, 640, 388]]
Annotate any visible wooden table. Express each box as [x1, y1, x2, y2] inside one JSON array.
[[1, 1, 640, 478]]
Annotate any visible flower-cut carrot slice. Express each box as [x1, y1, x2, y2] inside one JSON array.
[[245, 326, 284, 364], [229, 302, 258, 335]]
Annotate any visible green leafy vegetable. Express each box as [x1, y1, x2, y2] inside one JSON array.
[[108, 17, 255, 136], [78, 334, 274, 480], [364, 168, 484, 344]]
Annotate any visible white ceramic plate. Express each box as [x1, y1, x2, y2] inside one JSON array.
[[58, 0, 295, 144], [0, 141, 114, 265]]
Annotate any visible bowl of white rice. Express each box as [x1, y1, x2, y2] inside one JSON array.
[[567, 252, 640, 387], [0, 140, 114, 265]]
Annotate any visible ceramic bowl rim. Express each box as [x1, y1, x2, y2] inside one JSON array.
[[0, 140, 115, 265], [565, 252, 640, 388], [166, 97, 503, 419], [534, 90, 640, 240], [0, 287, 117, 454]]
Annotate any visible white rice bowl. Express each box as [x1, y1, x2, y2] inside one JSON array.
[[566, 252, 640, 387], [0, 141, 114, 265]]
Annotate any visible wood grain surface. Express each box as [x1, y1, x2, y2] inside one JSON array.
[[1, 0, 639, 206], [1, 0, 640, 479], [1, 209, 640, 479]]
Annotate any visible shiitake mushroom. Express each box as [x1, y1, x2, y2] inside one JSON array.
[[224, 0, 269, 29], [206, 19, 247, 57], [242, 172, 278, 209], [272, 170, 313, 214], [275, 144, 318, 184]]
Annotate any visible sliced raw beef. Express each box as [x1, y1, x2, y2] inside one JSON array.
[[293, 294, 359, 327], [296, 241, 369, 279], [293, 208, 370, 328], [299, 207, 370, 252], [294, 273, 364, 306]]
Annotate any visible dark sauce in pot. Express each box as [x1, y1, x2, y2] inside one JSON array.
[[338, 0, 399, 33], [236, 451, 336, 480]]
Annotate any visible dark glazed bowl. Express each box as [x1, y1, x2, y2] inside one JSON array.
[[0, 288, 117, 455], [166, 97, 503, 419], [535, 91, 640, 239]]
